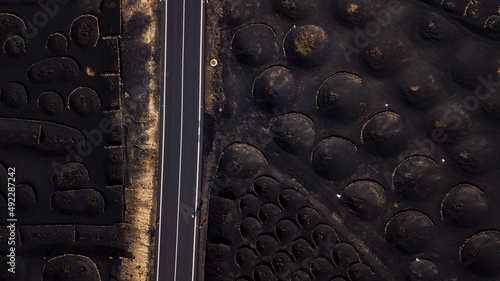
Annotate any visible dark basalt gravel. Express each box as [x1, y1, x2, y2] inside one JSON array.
[[0, 1, 157, 280], [202, 0, 500, 280]]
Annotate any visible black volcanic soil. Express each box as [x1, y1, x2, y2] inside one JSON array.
[[0, 1, 160, 280], [201, 0, 500, 280]]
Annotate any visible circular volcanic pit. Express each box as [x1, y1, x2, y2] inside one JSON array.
[[284, 25, 331, 66], [316, 72, 365, 121], [362, 111, 406, 156], [312, 136, 359, 181], [232, 24, 280, 67], [341, 180, 386, 221], [253, 66, 297, 112], [271, 0, 312, 20], [441, 184, 487, 228], [460, 231, 500, 277], [385, 210, 434, 254], [270, 113, 315, 156]]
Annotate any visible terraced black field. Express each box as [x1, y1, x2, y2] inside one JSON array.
[[201, 0, 500, 280], [0, 1, 160, 280]]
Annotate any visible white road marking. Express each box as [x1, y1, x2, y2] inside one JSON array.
[[157, 0, 203, 280], [173, 0, 187, 280], [191, 0, 204, 279], [156, 1, 168, 281]]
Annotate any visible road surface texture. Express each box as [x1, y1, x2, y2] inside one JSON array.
[[200, 0, 500, 280], [156, 0, 204, 280]]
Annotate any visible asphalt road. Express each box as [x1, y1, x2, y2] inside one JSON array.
[[156, 0, 204, 280]]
